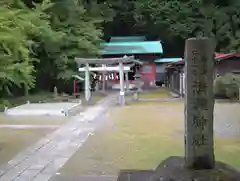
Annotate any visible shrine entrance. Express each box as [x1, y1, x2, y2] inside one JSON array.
[[74, 56, 138, 105]]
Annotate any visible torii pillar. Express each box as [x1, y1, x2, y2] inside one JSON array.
[[85, 63, 91, 104], [119, 61, 125, 106]]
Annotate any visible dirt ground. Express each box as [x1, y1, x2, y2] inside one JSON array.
[[56, 100, 240, 177]]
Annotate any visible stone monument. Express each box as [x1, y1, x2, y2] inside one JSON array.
[[133, 70, 143, 101], [184, 37, 215, 169], [53, 86, 58, 98], [117, 37, 240, 181]]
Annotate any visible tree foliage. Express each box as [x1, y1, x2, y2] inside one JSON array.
[[1, 0, 240, 97], [0, 0, 106, 96], [103, 0, 240, 54], [0, 1, 52, 95]]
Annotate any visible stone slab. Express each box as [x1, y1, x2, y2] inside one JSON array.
[[117, 156, 240, 181], [154, 156, 240, 181], [5, 102, 81, 117]]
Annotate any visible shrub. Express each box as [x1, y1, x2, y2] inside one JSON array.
[[0, 99, 10, 112], [214, 73, 240, 99], [214, 76, 225, 98]]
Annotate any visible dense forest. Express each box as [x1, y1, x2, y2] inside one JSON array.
[[1, 0, 240, 98]]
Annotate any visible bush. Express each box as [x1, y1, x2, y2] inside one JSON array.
[[214, 76, 225, 98], [214, 73, 240, 99], [0, 99, 10, 112]]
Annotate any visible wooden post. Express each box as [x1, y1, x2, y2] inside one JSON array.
[[184, 37, 215, 169], [170, 74, 174, 89], [85, 63, 91, 103], [73, 79, 77, 97], [238, 88, 240, 101], [119, 61, 125, 106], [24, 84, 29, 96], [180, 73, 183, 98], [102, 65, 106, 93]]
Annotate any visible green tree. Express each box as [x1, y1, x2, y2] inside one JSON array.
[[0, 1, 50, 96], [32, 0, 107, 93]]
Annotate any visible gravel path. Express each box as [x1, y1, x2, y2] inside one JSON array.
[[171, 102, 240, 138], [214, 102, 240, 138]]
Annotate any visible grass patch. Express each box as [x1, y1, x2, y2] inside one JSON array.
[[215, 139, 240, 168], [0, 128, 50, 166], [58, 101, 240, 176], [139, 88, 170, 99]]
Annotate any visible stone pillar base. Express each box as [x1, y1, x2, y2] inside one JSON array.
[[117, 156, 240, 181]]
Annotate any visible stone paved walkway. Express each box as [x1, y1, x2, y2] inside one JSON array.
[[0, 94, 117, 181]]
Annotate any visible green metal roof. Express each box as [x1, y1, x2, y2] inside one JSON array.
[[154, 58, 182, 63], [110, 36, 146, 42], [100, 41, 163, 55]]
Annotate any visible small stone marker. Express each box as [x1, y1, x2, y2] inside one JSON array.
[[53, 86, 58, 97], [4, 107, 8, 114], [132, 72, 142, 101], [184, 37, 215, 169]]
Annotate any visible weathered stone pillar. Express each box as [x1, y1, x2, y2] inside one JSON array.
[[184, 37, 215, 169]]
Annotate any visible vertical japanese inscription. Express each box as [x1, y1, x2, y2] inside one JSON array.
[[190, 49, 208, 147], [185, 38, 215, 169]]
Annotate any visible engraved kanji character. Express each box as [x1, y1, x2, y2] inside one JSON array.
[[192, 115, 207, 130], [192, 80, 207, 96], [191, 97, 208, 110], [192, 134, 208, 147]]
